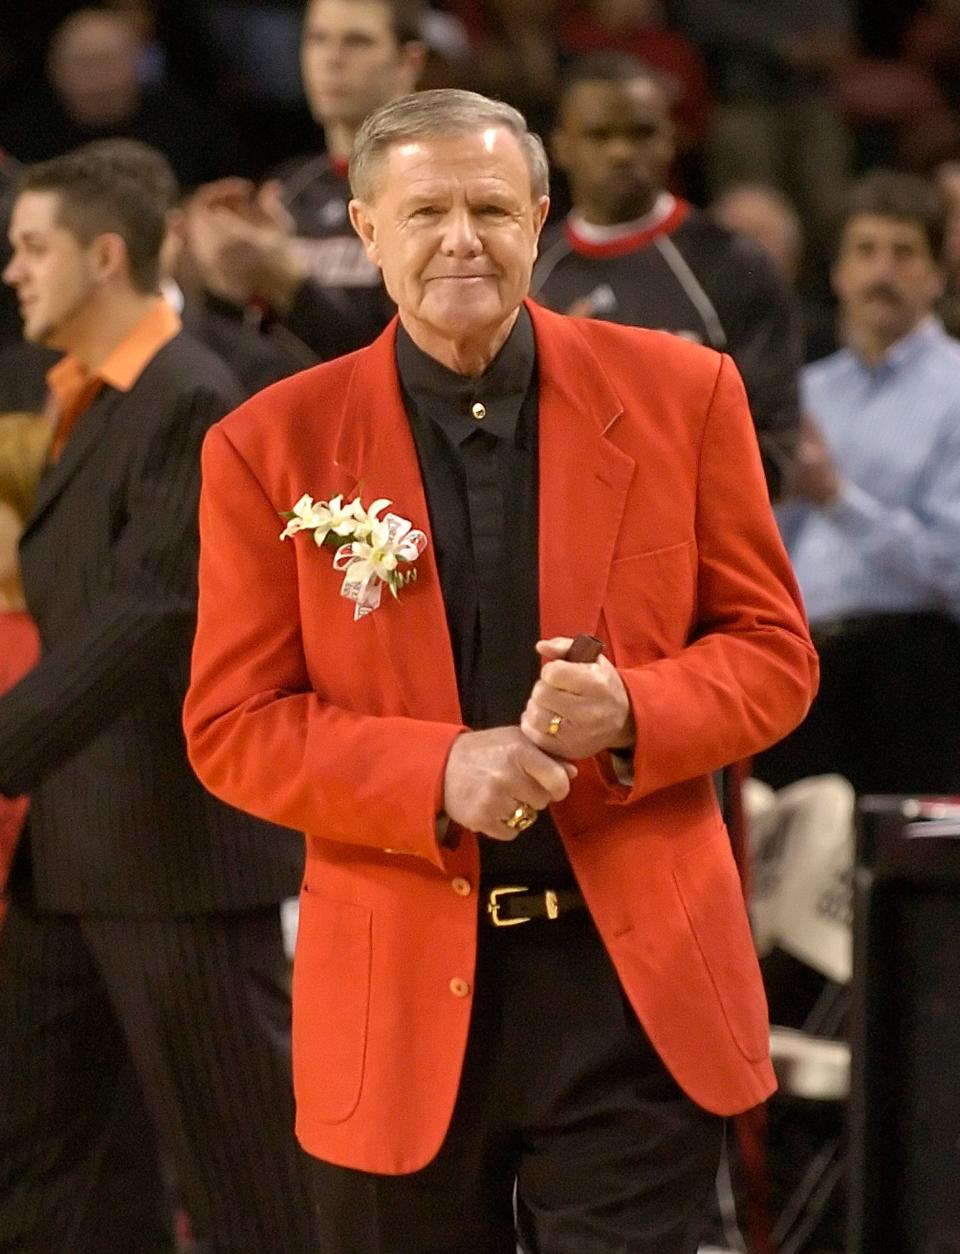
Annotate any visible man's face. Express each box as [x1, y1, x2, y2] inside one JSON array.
[[349, 128, 549, 354], [552, 78, 675, 224], [49, 13, 141, 129], [3, 191, 99, 347], [301, 0, 420, 128], [833, 214, 943, 346]]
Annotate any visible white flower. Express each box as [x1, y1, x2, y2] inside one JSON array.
[[280, 489, 427, 619], [278, 493, 324, 540], [280, 492, 369, 545], [339, 518, 402, 588], [349, 497, 392, 543]]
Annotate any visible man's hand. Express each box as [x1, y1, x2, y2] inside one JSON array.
[[520, 637, 635, 761], [184, 178, 304, 312], [442, 727, 577, 841], [787, 414, 843, 506]]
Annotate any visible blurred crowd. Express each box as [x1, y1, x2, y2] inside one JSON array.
[[2, 3, 960, 336], [2, 2, 960, 1252]]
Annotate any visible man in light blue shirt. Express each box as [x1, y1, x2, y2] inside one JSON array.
[[759, 170, 960, 795]]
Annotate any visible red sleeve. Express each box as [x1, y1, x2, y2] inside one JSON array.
[[613, 354, 818, 800]]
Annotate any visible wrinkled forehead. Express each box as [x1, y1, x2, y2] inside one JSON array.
[[377, 127, 532, 193]]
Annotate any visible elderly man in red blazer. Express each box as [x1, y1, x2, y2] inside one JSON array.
[[185, 87, 818, 1253]]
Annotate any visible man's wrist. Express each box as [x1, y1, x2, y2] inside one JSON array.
[[607, 704, 636, 752], [813, 473, 844, 509], [254, 249, 305, 315]]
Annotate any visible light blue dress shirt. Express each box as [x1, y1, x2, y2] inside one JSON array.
[[778, 317, 960, 624]]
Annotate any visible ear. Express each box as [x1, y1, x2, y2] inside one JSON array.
[[399, 40, 427, 93], [90, 232, 130, 285], [160, 208, 186, 279], [532, 195, 551, 250], [165, 206, 187, 245], [663, 114, 677, 154], [829, 257, 845, 303], [932, 262, 947, 304], [348, 199, 382, 268], [550, 127, 570, 173]]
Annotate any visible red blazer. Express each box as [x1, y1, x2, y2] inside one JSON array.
[[184, 301, 818, 1173]]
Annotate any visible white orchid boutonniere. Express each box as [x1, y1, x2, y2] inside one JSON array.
[[280, 492, 428, 620]]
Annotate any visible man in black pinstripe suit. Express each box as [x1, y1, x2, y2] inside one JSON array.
[[0, 142, 316, 1253]]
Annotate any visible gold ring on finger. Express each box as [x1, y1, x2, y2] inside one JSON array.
[[504, 802, 537, 832], [546, 713, 563, 737]]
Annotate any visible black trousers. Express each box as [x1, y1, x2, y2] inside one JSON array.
[[309, 908, 724, 1254], [0, 897, 318, 1254], [756, 611, 960, 797]]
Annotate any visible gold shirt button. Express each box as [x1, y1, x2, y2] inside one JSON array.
[[471, 402, 486, 421], [449, 977, 471, 998], [451, 876, 471, 897]]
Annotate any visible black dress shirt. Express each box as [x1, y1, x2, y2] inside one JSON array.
[[396, 309, 574, 885]]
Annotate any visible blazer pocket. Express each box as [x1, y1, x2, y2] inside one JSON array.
[[292, 889, 372, 1123], [672, 830, 769, 1063], [603, 540, 696, 664]]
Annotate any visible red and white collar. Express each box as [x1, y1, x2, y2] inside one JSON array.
[[565, 193, 690, 258]]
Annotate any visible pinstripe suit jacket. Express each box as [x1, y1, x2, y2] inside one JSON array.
[[0, 330, 303, 914]]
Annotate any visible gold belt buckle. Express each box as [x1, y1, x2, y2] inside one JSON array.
[[487, 885, 530, 927], [486, 886, 561, 925]]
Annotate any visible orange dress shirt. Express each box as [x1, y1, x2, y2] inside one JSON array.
[[46, 298, 182, 461]]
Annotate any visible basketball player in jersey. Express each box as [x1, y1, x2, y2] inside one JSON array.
[[533, 53, 804, 497]]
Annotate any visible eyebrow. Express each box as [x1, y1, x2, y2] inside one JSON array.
[[303, 23, 376, 37]]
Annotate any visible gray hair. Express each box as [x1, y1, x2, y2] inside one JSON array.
[[349, 88, 550, 202]]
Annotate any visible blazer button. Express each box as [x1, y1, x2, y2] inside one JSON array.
[[451, 877, 471, 897], [449, 977, 471, 998]]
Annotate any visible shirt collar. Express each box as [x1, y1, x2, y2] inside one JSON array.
[[46, 297, 182, 412], [395, 306, 536, 445], [567, 192, 677, 244], [160, 278, 185, 316], [855, 314, 944, 375]]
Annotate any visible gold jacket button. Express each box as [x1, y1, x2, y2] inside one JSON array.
[[471, 401, 486, 421], [451, 877, 471, 897], [449, 977, 471, 998]]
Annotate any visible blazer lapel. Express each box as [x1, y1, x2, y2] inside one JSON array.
[[24, 389, 121, 539], [528, 301, 636, 642], [333, 322, 462, 724]]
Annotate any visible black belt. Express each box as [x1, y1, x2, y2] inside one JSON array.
[[484, 884, 586, 927]]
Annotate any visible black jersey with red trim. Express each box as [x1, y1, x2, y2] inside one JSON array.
[[273, 152, 395, 360], [531, 203, 803, 497]]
